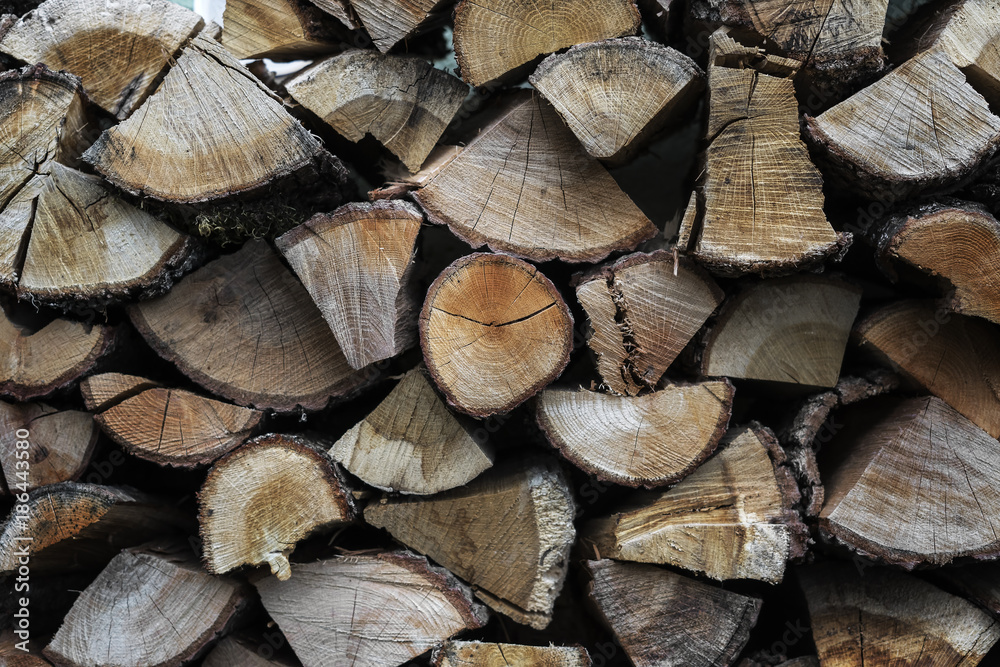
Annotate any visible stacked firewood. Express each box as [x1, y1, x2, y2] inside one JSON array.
[[2, 0, 1000, 665]]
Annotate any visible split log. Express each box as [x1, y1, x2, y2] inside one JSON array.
[[432, 641, 591, 666], [0, 400, 97, 491], [350, 0, 449, 53], [95, 387, 264, 468], [44, 543, 248, 667], [452, 0, 641, 87], [818, 396, 1000, 566], [330, 367, 493, 494], [0, 0, 203, 119], [535, 380, 734, 488], [584, 559, 761, 667], [129, 239, 372, 413], [371, 144, 463, 200], [866, 200, 1000, 326], [805, 50, 1000, 202], [286, 51, 468, 173], [1, 311, 115, 401], [222, 0, 341, 60], [419, 253, 573, 417], [530, 37, 703, 163], [79, 372, 161, 412], [0, 482, 188, 574], [799, 562, 1000, 666], [199, 434, 355, 580], [414, 92, 656, 263], [309, 0, 361, 30], [854, 301, 1000, 438], [275, 201, 422, 369], [202, 636, 292, 667], [585, 424, 806, 583], [83, 33, 342, 204], [691, 30, 845, 276], [700, 276, 862, 388], [255, 551, 489, 667], [365, 458, 575, 629], [2, 163, 197, 308], [574, 250, 723, 395]]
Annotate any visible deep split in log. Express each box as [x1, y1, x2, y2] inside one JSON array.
[[585, 424, 807, 583], [413, 92, 656, 263], [79, 372, 162, 412], [330, 367, 493, 495], [275, 200, 422, 369], [222, 0, 342, 60], [255, 551, 489, 667], [198, 434, 356, 580], [0, 400, 97, 491], [432, 641, 592, 666], [286, 50, 468, 172], [366, 458, 575, 629], [535, 380, 734, 488]]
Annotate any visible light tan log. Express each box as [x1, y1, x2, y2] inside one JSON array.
[[286, 51, 468, 173], [414, 92, 656, 263], [44, 543, 248, 667], [330, 367, 493, 494], [432, 641, 592, 666], [79, 372, 161, 412], [222, 0, 341, 60], [0, 401, 97, 491], [530, 37, 703, 163], [701, 276, 862, 388], [275, 201, 422, 369], [0, 0, 203, 118], [585, 559, 761, 667], [799, 562, 1000, 666], [575, 250, 723, 395], [365, 458, 575, 629], [129, 239, 372, 413], [585, 424, 806, 583], [309, 0, 361, 29], [350, 0, 449, 53], [370, 144, 463, 200], [453, 0, 640, 87], [536, 380, 733, 488], [255, 551, 489, 667]]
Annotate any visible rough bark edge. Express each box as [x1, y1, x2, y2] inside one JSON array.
[[418, 253, 574, 418], [535, 379, 735, 489], [691, 231, 853, 279]]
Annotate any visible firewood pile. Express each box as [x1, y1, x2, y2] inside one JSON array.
[[3, 0, 1000, 665]]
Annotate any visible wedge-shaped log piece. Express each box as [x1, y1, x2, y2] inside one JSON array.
[[79, 372, 161, 412], [806, 50, 1000, 202], [868, 200, 1000, 325], [701, 277, 862, 388], [575, 250, 723, 395], [530, 38, 703, 163], [414, 92, 656, 263], [331, 368, 493, 494], [202, 636, 292, 667], [222, 0, 341, 60], [96, 388, 264, 468], [536, 381, 734, 488], [433, 642, 591, 666], [351, 0, 447, 52], [44, 543, 248, 667], [694, 30, 844, 276], [276, 201, 422, 369], [84, 33, 338, 204], [1, 310, 115, 401], [287, 51, 468, 172], [3, 163, 197, 307], [799, 563, 1000, 666], [0, 0, 202, 118], [420, 253, 573, 417], [855, 301, 1000, 438], [0, 482, 188, 574], [366, 458, 575, 629], [199, 434, 355, 580], [820, 396, 1000, 566], [586, 424, 805, 583], [255, 552, 489, 667], [584, 559, 761, 667], [453, 0, 640, 87], [0, 401, 97, 491], [129, 239, 371, 413], [310, 0, 361, 29]]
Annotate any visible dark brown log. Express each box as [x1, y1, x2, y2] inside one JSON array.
[[432, 642, 592, 666], [0, 400, 97, 491], [79, 372, 161, 412], [365, 458, 575, 629], [584, 559, 761, 667], [936, 561, 1000, 618], [222, 0, 342, 60], [255, 551, 489, 667]]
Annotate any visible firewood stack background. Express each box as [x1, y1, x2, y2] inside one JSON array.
[[3, 0, 1000, 664]]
